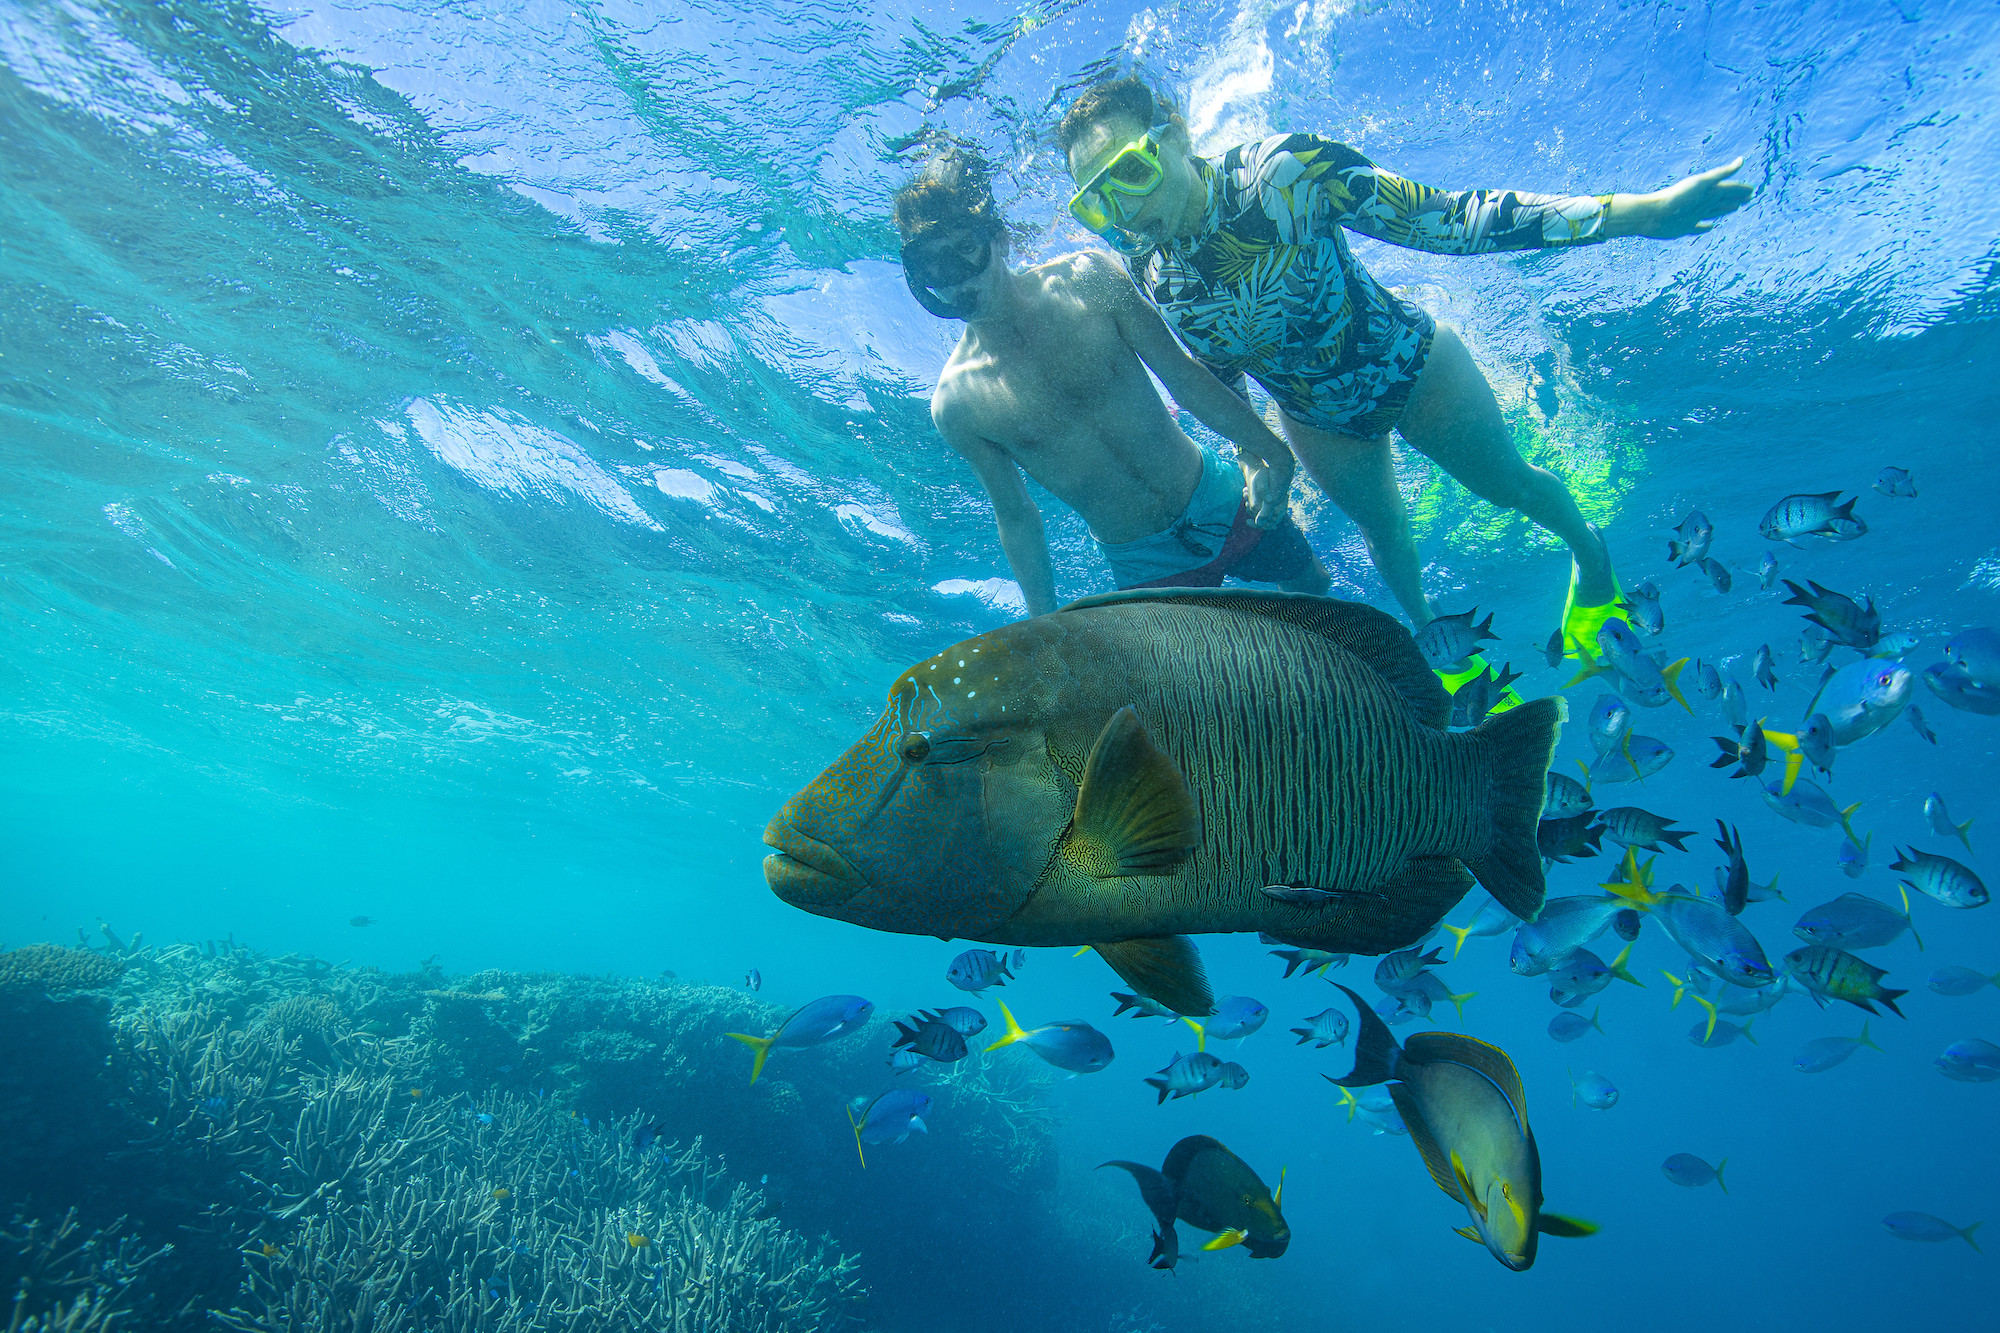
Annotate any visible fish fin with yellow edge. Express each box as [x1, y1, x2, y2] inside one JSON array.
[[1838, 801, 1863, 845], [1391, 1085, 1462, 1201], [1740, 1017, 1759, 1046], [1446, 990, 1478, 1023], [1200, 1228, 1247, 1252], [1060, 706, 1200, 877], [1856, 1021, 1882, 1054], [1405, 1033, 1529, 1135], [1896, 885, 1924, 953], [1073, 945, 1095, 956], [1440, 920, 1476, 958], [1181, 1015, 1207, 1053], [1094, 936, 1215, 1017], [1453, 1225, 1484, 1244], [1536, 1213, 1599, 1238], [1465, 696, 1567, 922], [1587, 1006, 1603, 1034], [844, 1104, 867, 1170], [1691, 994, 1719, 1043], [725, 1031, 778, 1084], [1274, 1165, 1286, 1209], [1661, 970, 1690, 1009], [1607, 941, 1646, 987], [984, 998, 1030, 1053], [1713, 1158, 1730, 1195], [1566, 659, 1611, 689], [1328, 1082, 1359, 1122], [1659, 658, 1694, 715]]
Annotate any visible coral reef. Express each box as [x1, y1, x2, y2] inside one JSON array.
[[0, 931, 1089, 1332]]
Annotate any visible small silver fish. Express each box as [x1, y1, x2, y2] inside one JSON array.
[[1797, 713, 1836, 775], [1755, 644, 1778, 691], [1928, 966, 2000, 997], [1623, 582, 1664, 636], [1799, 627, 1834, 666], [1837, 834, 1870, 879], [1544, 771, 1594, 819], [1760, 777, 1859, 835], [1587, 694, 1633, 756], [1653, 893, 1776, 989], [1547, 1008, 1601, 1042], [1698, 557, 1732, 594], [1668, 511, 1713, 567], [1882, 1212, 1982, 1248], [1906, 705, 1938, 744], [1661, 1153, 1726, 1190], [1722, 675, 1748, 728], [1756, 551, 1779, 591], [1569, 1068, 1619, 1109], [1792, 891, 1917, 951], [1688, 1016, 1756, 1048], [1760, 491, 1863, 544], [1414, 608, 1498, 671], [1793, 1025, 1880, 1073], [1591, 735, 1674, 785], [1693, 661, 1723, 701], [745, 969, 762, 992], [1872, 466, 1917, 498], [1598, 807, 1693, 852], [1291, 1007, 1351, 1048], [1890, 847, 1988, 909], [1924, 793, 1973, 852]]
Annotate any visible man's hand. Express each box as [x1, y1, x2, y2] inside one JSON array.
[[1618, 157, 1753, 239], [1240, 451, 1295, 530]]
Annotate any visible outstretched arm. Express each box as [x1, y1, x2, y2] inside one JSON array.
[[1598, 158, 1752, 238], [935, 403, 1059, 618], [1079, 252, 1297, 529]]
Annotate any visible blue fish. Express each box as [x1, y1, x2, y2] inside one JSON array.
[[1574, 624, 1691, 712], [1547, 1008, 1602, 1043], [986, 1000, 1114, 1073], [1944, 627, 2000, 684], [727, 995, 873, 1083], [1936, 1039, 2000, 1083], [945, 948, 1014, 993], [1569, 1068, 1619, 1109], [1804, 658, 1912, 746], [1924, 661, 2000, 715], [1186, 995, 1268, 1045], [1112, 991, 1182, 1020], [1661, 1153, 1727, 1191], [1928, 966, 2000, 997], [846, 1088, 930, 1165], [1509, 896, 1624, 976], [1292, 1007, 1351, 1048], [930, 1005, 988, 1036], [1145, 1050, 1223, 1102], [1760, 777, 1860, 837]]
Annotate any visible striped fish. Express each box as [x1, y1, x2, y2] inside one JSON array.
[[764, 590, 1564, 1017]]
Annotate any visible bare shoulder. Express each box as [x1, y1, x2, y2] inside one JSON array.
[[930, 355, 992, 446], [1036, 247, 1138, 303]]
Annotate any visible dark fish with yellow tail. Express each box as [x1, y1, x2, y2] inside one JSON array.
[[1326, 984, 1598, 1270], [1785, 945, 1908, 1016], [1101, 1135, 1289, 1270], [762, 590, 1565, 1017], [725, 995, 873, 1083]]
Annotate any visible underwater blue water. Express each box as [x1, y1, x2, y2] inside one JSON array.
[[3, 0, 1998, 1327]]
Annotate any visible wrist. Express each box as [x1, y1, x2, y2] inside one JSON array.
[[1604, 192, 1661, 239]]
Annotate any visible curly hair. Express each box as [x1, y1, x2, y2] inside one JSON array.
[[891, 149, 1005, 245], [1056, 76, 1173, 156]]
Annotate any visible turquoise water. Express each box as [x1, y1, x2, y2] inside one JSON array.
[[3, 0, 1998, 1328]]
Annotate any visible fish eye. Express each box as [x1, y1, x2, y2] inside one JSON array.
[[897, 732, 932, 763]]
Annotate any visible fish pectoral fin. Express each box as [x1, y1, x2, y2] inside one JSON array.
[[1452, 1225, 1484, 1245], [1199, 1228, 1248, 1252], [1451, 1152, 1486, 1220], [1537, 1212, 1600, 1238], [1094, 936, 1216, 1017], [1061, 706, 1200, 877]]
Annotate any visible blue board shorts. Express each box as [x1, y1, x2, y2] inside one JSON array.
[[1095, 449, 1317, 590]]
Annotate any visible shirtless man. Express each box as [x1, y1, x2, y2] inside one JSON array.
[[893, 151, 1328, 617]]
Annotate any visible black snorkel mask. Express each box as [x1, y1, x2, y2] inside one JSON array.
[[901, 226, 999, 320]]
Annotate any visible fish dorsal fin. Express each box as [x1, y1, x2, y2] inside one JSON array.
[[1058, 589, 1449, 729], [1061, 706, 1200, 877], [1388, 1085, 1462, 1202], [1404, 1033, 1529, 1136]]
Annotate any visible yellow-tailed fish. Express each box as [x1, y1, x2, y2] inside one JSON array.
[[763, 590, 1565, 1017]]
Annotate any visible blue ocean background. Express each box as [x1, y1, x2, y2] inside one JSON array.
[[2, 0, 1997, 1328]]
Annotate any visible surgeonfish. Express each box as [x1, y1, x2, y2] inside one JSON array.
[[1890, 847, 1989, 909], [763, 590, 1566, 1018], [1325, 985, 1597, 1269], [1793, 891, 1920, 952], [1882, 1212, 1983, 1250], [1793, 1024, 1882, 1073], [1145, 1050, 1224, 1103], [726, 995, 874, 1083], [1935, 1039, 2000, 1083], [1661, 1153, 1727, 1191], [1101, 1135, 1289, 1270], [1924, 794, 1974, 853], [985, 1000, 1114, 1072], [1785, 946, 1908, 1016], [945, 948, 1014, 993], [1759, 491, 1864, 544]]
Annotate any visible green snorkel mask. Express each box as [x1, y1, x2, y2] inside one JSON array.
[[1067, 122, 1173, 255]]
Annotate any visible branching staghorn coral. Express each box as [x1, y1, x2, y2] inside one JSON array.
[[1, 1210, 170, 1333]]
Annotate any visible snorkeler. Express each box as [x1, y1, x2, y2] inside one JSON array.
[[1057, 77, 1752, 663], [894, 150, 1329, 617]]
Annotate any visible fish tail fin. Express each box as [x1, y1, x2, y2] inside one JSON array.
[[1565, 661, 1610, 688], [1661, 658, 1693, 715], [1661, 970, 1689, 1009], [984, 999, 1028, 1052], [1838, 801, 1863, 844], [1440, 921, 1475, 958], [1961, 1221, 1983, 1253], [1954, 817, 1974, 853], [1714, 1159, 1729, 1195], [1989, 971, 2000, 991], [1608, 941, 1645, 987], [1879, 987, 1909, 1019], [1182, 1015, 1207, 1052], [844, 1104, 867, 1170], [1589, 1006, 1603, 1033], [1073, 945, 1095, 956], [1447, 990, 1477, 1023], [1857, 1021, 1882, 1053], [1740, 1018, 1759, 1046], [1465, 696, 1566, 921], [1328, 983, 1400, 1087], [1692, 994, 1719, 1043], [1897, 885, 1925, 952], [725, 1031, 777, 1084]]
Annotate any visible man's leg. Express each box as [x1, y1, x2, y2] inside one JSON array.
[[1395, 324, 1617, 606], [1279, 555, 1332, 597], [1278, 414, 1434, 624]]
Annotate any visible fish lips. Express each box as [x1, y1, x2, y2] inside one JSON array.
[[762, 821, 865, 908]]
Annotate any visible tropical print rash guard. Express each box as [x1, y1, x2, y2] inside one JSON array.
[[1134, 133, 1612, 437]]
